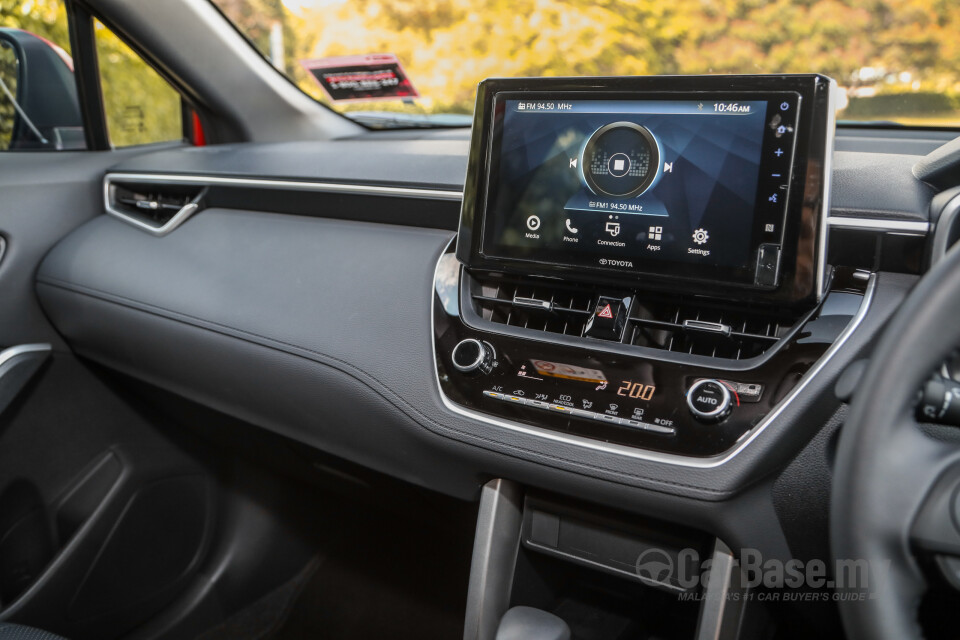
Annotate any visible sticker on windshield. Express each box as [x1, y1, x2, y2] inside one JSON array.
[[300, 54, 419, 103]]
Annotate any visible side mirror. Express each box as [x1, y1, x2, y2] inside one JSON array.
[[0, 28, 84, 150]]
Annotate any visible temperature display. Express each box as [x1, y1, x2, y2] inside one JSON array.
[[617, 381, 656, 400]]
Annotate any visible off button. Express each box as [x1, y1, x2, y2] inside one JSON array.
[[687, 379, 733, 423]]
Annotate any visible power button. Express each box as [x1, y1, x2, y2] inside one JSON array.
[[687, 379, 733, 423]]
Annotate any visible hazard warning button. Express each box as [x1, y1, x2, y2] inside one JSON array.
[[584, 295, 630, 341]]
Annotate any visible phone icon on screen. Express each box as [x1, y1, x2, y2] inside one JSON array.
[[565, 219, 579, 234]]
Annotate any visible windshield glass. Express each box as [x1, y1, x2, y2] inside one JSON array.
[[212, 0, 960, 129]]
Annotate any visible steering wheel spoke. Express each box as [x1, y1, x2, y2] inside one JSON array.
[[911, 455, 960, 558], [832, 242, 960, 640]]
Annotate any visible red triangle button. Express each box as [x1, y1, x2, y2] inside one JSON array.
[[597, 304, 614, 319]]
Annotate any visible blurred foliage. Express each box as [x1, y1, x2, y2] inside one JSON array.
[[0, 42, 16, 148], [213, 0, 322, 102], [0, 0, 69, 149], [93, 19, 181, 147], [0, 0, 70, 51], [4, 0, 959, 138], [844, 91, 959, 118], [0, 1, 181, 149], [217, 0, 960, 125]]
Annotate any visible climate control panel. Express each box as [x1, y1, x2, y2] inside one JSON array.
[[434, 258, 869, 459], [437, 332, 775, 456]]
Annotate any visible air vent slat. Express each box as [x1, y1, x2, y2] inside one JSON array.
[[469, 272, 804, 361], [469, 274, 599, 339], [106, 178, 206, 237]]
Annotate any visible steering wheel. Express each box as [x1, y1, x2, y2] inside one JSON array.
[[832, 241, 960, 639]]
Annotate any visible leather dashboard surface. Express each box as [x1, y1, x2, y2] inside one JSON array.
[[35, 208, 914, 514]]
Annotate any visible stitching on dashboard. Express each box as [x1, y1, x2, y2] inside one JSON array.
[[35, 275, 732, 496]]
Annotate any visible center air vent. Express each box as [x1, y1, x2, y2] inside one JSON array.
[[468, 272, 805, 361], [105, 176, 207, 236]]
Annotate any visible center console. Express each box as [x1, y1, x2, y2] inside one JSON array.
[[434, 74, 864, 464]]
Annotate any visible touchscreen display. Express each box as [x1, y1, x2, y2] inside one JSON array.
[[480, 93, 801, 286]]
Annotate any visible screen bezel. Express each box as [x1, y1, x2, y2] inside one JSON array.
[[457, 75, 835, 306]]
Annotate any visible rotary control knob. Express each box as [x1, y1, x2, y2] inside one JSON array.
[[451, 339, 494, 375], [686, 379, 733, 423]]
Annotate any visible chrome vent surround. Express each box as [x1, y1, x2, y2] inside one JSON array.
[[469, 272, 803, 361], [105, 176, 207, 236]]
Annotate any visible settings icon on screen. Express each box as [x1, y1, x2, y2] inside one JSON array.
[[692, 228, 709, 245]]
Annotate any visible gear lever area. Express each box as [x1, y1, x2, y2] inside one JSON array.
[[463, 479, 747, 640], [495, 606, 571, 640]]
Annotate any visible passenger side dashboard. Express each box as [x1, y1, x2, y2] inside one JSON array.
[[32, 127, 937, 519]]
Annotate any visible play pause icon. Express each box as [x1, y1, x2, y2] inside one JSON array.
[[649, 226, 663, 241]]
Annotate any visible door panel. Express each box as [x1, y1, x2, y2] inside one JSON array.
[[0, 149, 223, 639], [0, 149, 145, 348]]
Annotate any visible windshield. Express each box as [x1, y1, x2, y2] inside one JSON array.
[[212, 0, 960, 129]]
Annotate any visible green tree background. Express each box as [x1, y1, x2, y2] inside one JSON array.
[[94, 18, 181, 147], [0, 0, 181, 149], [3, 0, 959, 140], [0, 42, 17, 147], [0, 0, 71, 147], [220, 0, 960, 124]]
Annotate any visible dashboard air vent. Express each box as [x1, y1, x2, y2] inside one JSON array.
[[105, 177, 206, 236], [469, 272, 804, 361], [626, 298, 795, 359], [470, 274, 603, 338]]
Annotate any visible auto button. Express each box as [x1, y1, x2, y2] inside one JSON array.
[[687, 379, 733, 423]]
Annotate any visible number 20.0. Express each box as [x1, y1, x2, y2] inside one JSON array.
[[617, 381, 655, 400]]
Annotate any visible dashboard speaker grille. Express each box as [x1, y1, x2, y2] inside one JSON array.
[[469, 272, 802, 361]]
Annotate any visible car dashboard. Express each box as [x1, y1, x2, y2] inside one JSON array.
[[23, 77, 960, 637]]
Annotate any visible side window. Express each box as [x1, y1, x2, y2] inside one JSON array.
[[94, 19, 182, 147], [0, 0, 83, 150]]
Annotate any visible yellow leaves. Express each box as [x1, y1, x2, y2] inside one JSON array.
[[258, 0, 960, 120], [93, 19, 182, 147]]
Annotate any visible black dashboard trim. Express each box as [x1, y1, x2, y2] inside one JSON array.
[[103, 172, 930, 239], [104, 172, 463, 200]]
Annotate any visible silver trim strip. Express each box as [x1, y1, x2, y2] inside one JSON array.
[[0, 343, 51, 366], [817, 79, 837, 301], [104, 172, 464, 202], [827, 216, 930, 234], [931, 191, 960, 264], [695, 540, 744, 640], [101, 173, 933, 242], [431, 243, 876, 468], [462, 479, 523, 640]]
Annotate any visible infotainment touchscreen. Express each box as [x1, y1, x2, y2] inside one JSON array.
[[458, 76, 835, 303]]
